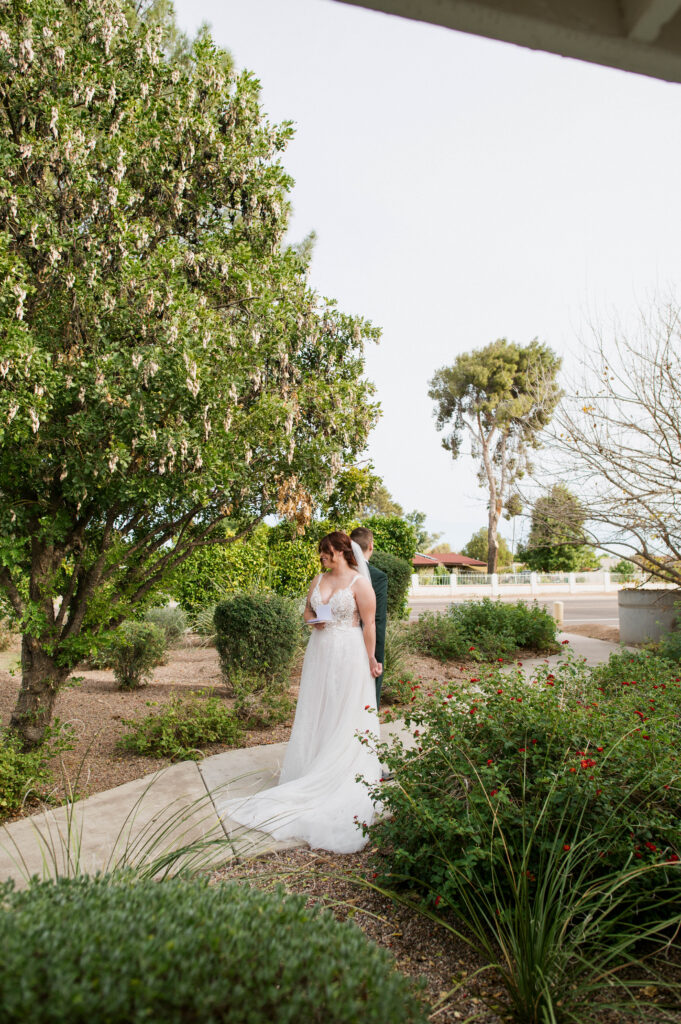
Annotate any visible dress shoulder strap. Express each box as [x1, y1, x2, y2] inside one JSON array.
[[348, 573, 362, 589]]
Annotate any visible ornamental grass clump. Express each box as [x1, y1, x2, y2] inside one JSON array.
[[0, 876, 428, 1024], [366, 648, 681, 1021]]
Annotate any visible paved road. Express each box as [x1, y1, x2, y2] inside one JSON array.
[[409, 593, 619, 626]]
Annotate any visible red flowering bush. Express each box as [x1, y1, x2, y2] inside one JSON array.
[[366, 647, 681, 917]]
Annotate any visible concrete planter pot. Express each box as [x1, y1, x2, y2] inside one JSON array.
[[618, 588, 681, 643]]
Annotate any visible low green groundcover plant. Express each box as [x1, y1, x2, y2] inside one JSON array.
[[118, 691, 243, 760], [0, 725, 73, 820], [410, 597, 558, 661], [0, 875, 427, 1024], [109, 621, 167, 690]]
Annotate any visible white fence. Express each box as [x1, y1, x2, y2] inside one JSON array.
[[411, 571, 636, 597]]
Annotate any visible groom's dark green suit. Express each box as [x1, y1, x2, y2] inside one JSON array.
[[368, 562, 388, 708]]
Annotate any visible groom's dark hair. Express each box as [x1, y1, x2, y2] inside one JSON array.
[[349, 527, 373, 553]]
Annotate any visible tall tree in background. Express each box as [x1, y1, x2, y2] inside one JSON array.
[[461, 527, 513, 568], [0, 0, 379, 746], [429, 339, 561, 572], [519, 484, 599, 572]]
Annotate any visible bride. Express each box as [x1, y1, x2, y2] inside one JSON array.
[[222, 531, 383, 853]]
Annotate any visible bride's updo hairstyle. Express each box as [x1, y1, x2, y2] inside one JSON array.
[[318, 531, 358, 568]]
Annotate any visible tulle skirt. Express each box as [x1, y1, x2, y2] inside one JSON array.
[[222, 624, 382, 853]]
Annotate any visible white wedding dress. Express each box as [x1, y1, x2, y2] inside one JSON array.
[[223, 572, 382, 853]]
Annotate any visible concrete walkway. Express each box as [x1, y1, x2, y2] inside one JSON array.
[[0, 632, 626, 888]]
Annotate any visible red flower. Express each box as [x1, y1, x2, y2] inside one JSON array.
[[563, 844, 571, 851], [497, 688, 503, 694], [645, 842, 657, 852], [469, 646, 475, 652], [498, 657, 504, 662], [569, 767, 576, 773], [434, 895, 441, 907], [545, 680, 554, 686], [490, 788, 499, 796], [580, 758, 596, 769], [470, 678, 480, 683], [364, 705, 371, 710], [642, 735, 650, 740], [561, 639, 570, 644], [531, 739, 537, 744], [596, 746, 604, 752], [668, 853, 680, 863], [518, 747, 526, 753], [633, 710, 645, 720]]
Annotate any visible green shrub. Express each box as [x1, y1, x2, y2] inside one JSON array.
[[109, 621, 166, 690], [268, 539, 321, 596], [214, 593, 302, 688], [590, 649, 679, 693], [367, 649, 681, 918], [0, 725, 73, 821], [143, 605, 187, 645], [659, 628, 681, 665], [362, 515, 418, 562], [0, 875, 427, 1024], [118, 691, 243, 760], [410, 598, 557, 661], [370, 549, 412, 620]]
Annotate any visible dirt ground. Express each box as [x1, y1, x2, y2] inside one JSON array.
[[564, 622, 620, 643]]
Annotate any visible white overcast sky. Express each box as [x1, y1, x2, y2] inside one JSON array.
[[174, 0, 681, 551]]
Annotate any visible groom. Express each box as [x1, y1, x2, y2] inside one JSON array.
[[350, 527, 388, 709]]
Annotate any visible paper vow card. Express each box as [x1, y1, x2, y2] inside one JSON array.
[[306, 602, 333, 625]]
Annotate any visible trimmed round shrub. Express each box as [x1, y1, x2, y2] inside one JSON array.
[[370, 549, 412, 620], [214, 592, 302, 687], [143, 605, 187, 645], [0, 876, 427, 1024], [109, 621, 166, 690]]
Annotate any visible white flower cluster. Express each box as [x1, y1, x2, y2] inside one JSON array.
[[11, 284, 26, 320]]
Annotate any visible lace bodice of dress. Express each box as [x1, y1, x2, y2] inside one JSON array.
[[311, 576, 361, 629]]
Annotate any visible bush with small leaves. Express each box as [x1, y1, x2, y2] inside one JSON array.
[[214, 593, 302, 689], [410, 598, 558, 662], [144, 605, 187, 645], [370, 550, 412, 620], [0, 875, 427, 1024], [117, 691, 243, 760], [109, 621, 167, 691]]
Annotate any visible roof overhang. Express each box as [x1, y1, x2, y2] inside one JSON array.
[[334, 0, 681, 84]]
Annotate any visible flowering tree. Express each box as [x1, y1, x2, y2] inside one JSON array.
[[0, 0, 379, 746], [429, 339, 561, 572]]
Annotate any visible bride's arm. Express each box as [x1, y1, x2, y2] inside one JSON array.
[[354, 578, 381, 678], [303, 575, 321, 626]]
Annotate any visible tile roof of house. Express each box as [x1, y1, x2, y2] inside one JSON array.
[[413, 552, 487, 568]]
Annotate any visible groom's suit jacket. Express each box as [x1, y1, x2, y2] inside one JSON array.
[[368, 562, 388, 709]]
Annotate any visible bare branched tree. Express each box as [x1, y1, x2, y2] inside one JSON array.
[[547, 302, 681, 585]]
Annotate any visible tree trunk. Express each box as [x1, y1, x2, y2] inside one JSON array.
[[487, 505, 499, 574], [9, 636, 69, 749]]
